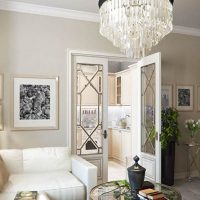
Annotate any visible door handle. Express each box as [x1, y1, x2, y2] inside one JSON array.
[[103, 130, 107, 139]]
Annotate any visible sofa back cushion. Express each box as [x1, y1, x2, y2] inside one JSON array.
[[23, 147, 71, 173], [0, 149, 23, 174]]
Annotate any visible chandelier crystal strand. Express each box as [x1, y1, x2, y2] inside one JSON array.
[[99, 0, 173, 58]]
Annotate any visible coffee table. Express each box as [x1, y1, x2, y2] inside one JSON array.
[[90, 181, 182, 200], [37, 192, 50, 200]]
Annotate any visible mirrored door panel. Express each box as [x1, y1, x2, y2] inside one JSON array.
[[141, 63, 156, 155], [76, 64, 103, 155]]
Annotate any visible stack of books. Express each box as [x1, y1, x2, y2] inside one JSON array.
[[138, 188, 166, 200]]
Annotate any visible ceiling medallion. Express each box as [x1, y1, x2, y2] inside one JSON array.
[[99, 0, 174, 58]]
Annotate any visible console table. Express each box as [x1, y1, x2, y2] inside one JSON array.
[[90, 181, 182, 200]]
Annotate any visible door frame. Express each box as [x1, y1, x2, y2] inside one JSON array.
[[66, 49, 135, 149], [67, 49, 135, 182], [129, 53, 161, 183]]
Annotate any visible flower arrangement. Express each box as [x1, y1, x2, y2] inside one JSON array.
[[185, 119, 200, 138]]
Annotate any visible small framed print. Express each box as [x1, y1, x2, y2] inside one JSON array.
[[0, 74, 3, 100], [197, 85, 200, 111], [161, 85, 173, 109], [176, 85, 193, 111], [11, 75, 59, 130], [0, 104, 3, 131]]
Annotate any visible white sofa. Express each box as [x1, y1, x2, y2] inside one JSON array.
[[0, 147, 97, 200]]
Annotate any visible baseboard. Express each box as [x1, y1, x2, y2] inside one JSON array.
[[175, 170, 199, 180], [174, 172, 186, 180]]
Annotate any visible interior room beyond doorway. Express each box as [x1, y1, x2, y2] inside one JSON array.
[[107, 60, 134, 181]]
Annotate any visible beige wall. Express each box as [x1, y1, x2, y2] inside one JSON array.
[[152, 33, 200, 175], [1, 10, 200, 176], [0, 10, 119, 149]]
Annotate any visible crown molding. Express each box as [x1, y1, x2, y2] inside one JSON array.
[[0, 0, 100, 22], [0, 0, 200, 37], [173, 25, 200, 37]]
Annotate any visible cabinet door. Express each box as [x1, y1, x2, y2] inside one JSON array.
[[108, 75, 116, 105], [111, 130, 122, 161], [121, 71, 132, 105], [116, 76, 122, 105], [121, 132, 132, 163], [108, 129, 112, 158]]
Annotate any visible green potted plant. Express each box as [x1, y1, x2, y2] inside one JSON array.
[[161, 107, 180, 186]]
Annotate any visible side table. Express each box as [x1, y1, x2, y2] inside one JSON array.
[[90, 181, 182, 200], [184, 143, 200, 181]]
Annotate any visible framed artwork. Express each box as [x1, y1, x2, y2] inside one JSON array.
[[11, 75, 59, 130], [161, 85, 173, 109], [176, 85, 193, 111], [0, 104, 3, 131], [0, 74, 3, 100]]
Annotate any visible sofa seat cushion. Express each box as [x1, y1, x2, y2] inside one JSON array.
[[2, 171, 85, 200]]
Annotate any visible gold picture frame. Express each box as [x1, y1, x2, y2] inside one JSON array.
[[11, 75, 59, 130]]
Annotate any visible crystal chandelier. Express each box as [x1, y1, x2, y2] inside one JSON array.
[[98, 0, 174, 58]]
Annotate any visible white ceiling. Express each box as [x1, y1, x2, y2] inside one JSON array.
[[7, 0, 200, 29], [9, 0, 99, 13]]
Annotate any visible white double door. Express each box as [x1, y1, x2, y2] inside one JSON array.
[[131, 52, 162, 183], [71, 52, 161, 183]]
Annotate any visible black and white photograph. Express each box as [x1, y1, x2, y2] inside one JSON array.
[[12, 76, 59, 130], [20, 84, 50, 120], [176, 85, 193, 111]]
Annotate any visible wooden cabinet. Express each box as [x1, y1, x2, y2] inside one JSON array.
[[108, 129, 112, 158], [121, 72, 132, 105], [108, 74, 116, 105], [116, 76, 122, 105], [111, 129, 122, 161], [109, 129, 132, 164], [115, 70, 132, 105], [121, 131, 132, 163]]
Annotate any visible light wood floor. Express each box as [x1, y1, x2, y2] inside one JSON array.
[[108, 160, 200, 199], [108, 160, 126, 181]]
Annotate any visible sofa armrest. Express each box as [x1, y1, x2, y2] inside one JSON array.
[[71, 155, 97, 200]]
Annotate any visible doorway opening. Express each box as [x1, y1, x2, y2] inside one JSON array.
[[68, 50, 162, 184], [107, 60, 134, 181]]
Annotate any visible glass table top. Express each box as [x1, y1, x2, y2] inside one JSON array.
[[90, 181, 182, 200]]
